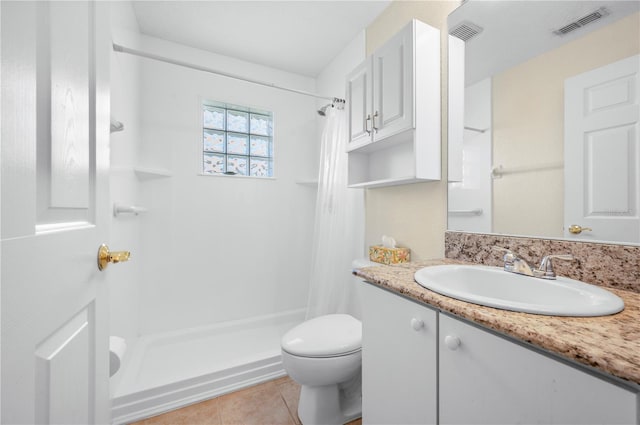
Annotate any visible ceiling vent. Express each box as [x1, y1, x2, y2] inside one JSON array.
[[449, 21, 484, 42], [553, 7, 611, 36]]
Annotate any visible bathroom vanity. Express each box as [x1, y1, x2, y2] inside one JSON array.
[[357, 260, 640, 424]]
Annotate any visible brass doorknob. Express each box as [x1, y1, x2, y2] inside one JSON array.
[[97, 244, 130, 271], [568, 224, 593, 235]]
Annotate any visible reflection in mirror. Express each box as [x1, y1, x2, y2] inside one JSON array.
[[447, 1, 640, 245]]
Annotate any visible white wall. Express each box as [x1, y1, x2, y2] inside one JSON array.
[[135, 35, 318, 334], [109, 2, 142, 344]]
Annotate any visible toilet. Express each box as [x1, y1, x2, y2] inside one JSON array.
[[281, 259, 376, 425], [281, 314, 362, 425]]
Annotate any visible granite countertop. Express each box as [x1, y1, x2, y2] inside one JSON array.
[[355, 259, 640, 387]]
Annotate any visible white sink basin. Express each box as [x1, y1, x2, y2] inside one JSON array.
[[414, 265, 624, 316]]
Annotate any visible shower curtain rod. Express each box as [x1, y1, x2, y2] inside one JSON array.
[[112, 43, 344, 103]]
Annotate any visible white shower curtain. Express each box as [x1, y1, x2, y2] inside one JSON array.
[[305, 104, 364, 319]]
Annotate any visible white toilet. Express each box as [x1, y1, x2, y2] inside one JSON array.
[[281, 314, 362, 425], [281, 259, 376, 425]]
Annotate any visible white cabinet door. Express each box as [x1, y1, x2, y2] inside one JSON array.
[[372, 25, 414, 142], [564, 55, 640, 243], [439, 314, 638, 425], [347, 59, 373, 150], [1, 2, 112, 423], [360, 283, 437, 424]]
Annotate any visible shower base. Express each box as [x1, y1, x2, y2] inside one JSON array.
[[111, 308, 305, 424]]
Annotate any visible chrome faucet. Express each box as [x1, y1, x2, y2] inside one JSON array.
[[492, 246, 575, 280]]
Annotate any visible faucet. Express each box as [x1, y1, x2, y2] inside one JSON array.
[[492, 246, 575, 280]]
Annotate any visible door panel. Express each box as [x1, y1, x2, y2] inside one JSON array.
[[37, 1, 93, 226], [564, 55, 640, 242], [35, 307, 92, 424], [586, 125, 635, 214], [372, 27, 413, 141], [346, 59, 372, 149], [1, 1, 111, 423]]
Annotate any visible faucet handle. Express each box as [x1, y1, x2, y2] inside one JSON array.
[[492, 246, 516, 270], [536, 254, 575, 279]]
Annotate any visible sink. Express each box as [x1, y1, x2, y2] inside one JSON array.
[[414, 265, 624, 316]]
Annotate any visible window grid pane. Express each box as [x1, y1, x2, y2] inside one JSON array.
[[203, 102, 273, 177]]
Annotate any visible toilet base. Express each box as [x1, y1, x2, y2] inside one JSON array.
[[297, 382, 362, 425]]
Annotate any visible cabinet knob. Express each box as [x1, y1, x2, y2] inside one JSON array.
[[411, 318, 424, 331], [445, 335, 461, 350]]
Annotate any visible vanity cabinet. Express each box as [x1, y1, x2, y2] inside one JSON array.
[[360, 281, 639, 425], [346, 19, 441, 188], [360, 283, 437, 424], [439, 314, 638, 424]]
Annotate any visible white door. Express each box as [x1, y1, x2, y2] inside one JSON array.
[[346, 58, 373, 150], [2, 2, 113, 423], [564, 55, 640, 243], [372, 23, 413, 142], [439, 314, 637, 424], [360, 283, 437, 424]]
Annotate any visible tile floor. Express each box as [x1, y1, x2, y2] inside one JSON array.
[[131, 376, 363, 425]]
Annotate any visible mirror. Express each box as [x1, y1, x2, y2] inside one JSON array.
[[447, 1, 640, 245]]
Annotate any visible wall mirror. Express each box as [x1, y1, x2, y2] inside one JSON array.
[[447, 1, 640, 245]]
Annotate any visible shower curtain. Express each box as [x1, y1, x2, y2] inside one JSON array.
[[305, 104, 364, 319]]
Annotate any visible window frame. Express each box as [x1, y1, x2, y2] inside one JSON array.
[[200, 99, 275, 179]]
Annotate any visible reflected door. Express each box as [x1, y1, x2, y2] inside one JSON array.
[[564, 55, 640, 243], [1, 2, 111, 423]]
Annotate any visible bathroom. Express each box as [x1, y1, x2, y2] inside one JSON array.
[[1, 0, 640, 424]]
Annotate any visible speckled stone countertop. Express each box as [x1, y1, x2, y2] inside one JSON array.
[[355, 259, 640, 387]]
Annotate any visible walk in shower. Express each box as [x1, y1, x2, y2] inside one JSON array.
[[109, 17, 319, 422]]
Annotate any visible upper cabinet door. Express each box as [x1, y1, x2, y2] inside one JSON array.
[[372, 25, 414, 142], [347, 59, 373, 150]]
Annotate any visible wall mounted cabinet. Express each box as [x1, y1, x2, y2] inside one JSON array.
[[346, 19, 441, 188], [360, 282, 639, 424]]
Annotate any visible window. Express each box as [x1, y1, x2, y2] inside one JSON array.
[[202, 101, 273, 177]]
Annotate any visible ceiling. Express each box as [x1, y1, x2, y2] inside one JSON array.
[[132, 1, 392, 77]]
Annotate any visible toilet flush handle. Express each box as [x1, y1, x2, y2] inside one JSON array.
[[411, 318, 424, 331]]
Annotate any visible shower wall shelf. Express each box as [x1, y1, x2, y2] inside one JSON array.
[[133, 167, 173, 180], [345, 19, 441, 189], [295, 180, 318, 187]]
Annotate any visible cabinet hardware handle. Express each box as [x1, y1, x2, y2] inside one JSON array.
[[411, 318, 424, 331], [372, 111, 379, 133], [365, 114, 372, 135], [445, 335, 461, 350]]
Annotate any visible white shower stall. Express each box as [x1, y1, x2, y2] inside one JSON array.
[[109, 4, 323, 422]]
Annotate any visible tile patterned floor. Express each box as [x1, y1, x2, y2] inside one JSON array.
[[131, 376, 363, 425]]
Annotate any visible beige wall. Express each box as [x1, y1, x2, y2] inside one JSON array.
[[364, 1, 460, 260], [493, 12, 640, 237]]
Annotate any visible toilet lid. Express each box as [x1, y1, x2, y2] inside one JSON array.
[[281, 314, 362, 358]]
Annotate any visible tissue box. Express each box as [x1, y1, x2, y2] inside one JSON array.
[[369, 245, 411, 265]]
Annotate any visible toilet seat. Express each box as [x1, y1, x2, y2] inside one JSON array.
[[281, 314, 362, 358]]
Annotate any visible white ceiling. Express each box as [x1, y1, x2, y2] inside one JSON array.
[[132, 1, 392, 77]]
